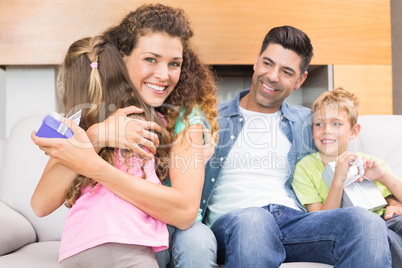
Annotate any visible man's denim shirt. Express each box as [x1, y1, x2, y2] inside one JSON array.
[[201, 90, 317, 221]]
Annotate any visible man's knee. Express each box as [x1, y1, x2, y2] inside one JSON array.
[[212, 207, 280, 242], [225, 207, 275, 227], [339, 207, 390, 246], [349, 207, 388, 233]]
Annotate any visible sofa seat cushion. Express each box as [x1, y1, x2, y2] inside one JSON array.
[[0, 201, 36, 255], [0, 241, 60, 268]]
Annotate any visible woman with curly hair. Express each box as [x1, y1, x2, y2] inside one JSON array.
[[31, 3, 219, 267]]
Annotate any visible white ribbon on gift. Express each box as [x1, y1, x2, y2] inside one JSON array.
[[343, 157, 370, 187], [51, 110, 82, 136]]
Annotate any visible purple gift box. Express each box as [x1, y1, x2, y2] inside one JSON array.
[[36, 115, 74, 139]]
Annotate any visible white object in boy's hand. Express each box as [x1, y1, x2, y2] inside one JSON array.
[[344, 157, 369, 187], [323, 158, 387, 211]]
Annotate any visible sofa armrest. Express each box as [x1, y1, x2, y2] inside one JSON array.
[[0, 201, 36, 256]]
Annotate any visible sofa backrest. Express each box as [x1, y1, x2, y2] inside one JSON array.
[[0, 139, 5, 178], [348, 115, 402, 179], [0, 114, 401, 243], [0, 115, 69, 242]]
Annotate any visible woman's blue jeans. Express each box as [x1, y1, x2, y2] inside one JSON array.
[[170, 222, 218, 267], [209, 205, 392, 267]]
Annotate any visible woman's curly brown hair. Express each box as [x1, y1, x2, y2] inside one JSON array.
[[59, 36, 170, 208], [103, 3, 219, 142]]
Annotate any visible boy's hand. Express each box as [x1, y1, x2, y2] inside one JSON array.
[[363, 158, 386, 183], [334, 152, 357, 183], [384, 196, 402, 220]]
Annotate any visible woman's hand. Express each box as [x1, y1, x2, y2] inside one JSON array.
[[87, 106, 162, 159]]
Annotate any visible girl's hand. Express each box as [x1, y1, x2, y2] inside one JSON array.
[[87, 106, 161, 159], [333, 152, 357, 183], [31, 118, 99, 176]]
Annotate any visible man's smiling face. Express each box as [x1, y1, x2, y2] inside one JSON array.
[[248, 43, 307, 113]]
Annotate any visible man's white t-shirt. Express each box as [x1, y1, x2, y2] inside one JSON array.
[[206, 107, 301, 226]]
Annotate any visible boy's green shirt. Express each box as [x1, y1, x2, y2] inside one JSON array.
[[292, 152, 395, 215]]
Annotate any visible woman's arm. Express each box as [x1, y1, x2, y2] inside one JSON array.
[[32, 119, 204, 229], [89, 124, 205, 230]]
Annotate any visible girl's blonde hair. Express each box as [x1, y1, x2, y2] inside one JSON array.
[[104, 3, 219, 143], [59, 36, 170, 208], [311, 87, 360, 126]]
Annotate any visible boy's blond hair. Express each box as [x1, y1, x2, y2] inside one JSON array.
[[311, 87, 359, 126]]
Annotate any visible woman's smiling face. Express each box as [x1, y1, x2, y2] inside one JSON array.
[[123, 32, 183, 107]]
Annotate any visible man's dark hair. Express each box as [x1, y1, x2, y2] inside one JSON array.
[[260, 26, 313, 73]]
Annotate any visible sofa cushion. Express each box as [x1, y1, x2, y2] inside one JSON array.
[[0, 201, 36, 255], [0, 241, 60, 268], [0, 115, 69, 241]]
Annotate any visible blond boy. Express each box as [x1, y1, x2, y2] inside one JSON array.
[[292, 87, 402, 267]]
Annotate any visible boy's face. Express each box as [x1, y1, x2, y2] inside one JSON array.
[[312, 105, 360, 160], [248, 43, 307, 113]]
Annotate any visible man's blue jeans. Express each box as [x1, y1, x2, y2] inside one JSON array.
[[386, 215, 402, 268], [210, 205, 392, 267]]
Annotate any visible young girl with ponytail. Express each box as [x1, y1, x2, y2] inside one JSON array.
[[48, 36, 170, 267]]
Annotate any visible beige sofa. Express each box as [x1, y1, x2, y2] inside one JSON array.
[[1, 114, 401, 267]]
